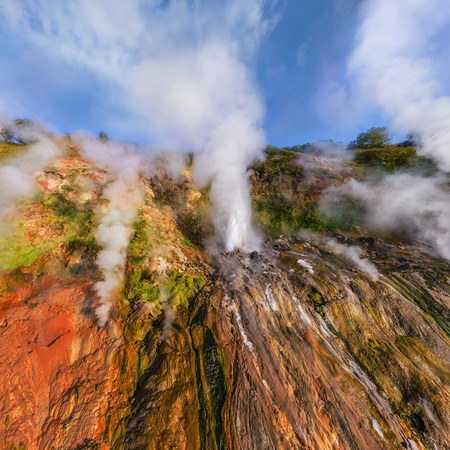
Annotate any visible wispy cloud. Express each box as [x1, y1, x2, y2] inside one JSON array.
[[349, 0, 450, 168]]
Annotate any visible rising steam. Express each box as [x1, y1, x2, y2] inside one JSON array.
[[324, 238, 379, 281], [75, 136, 145, 326], [321, 174, 450, 262], [0, 136, 59, 217], [0, 0, 277, 252], [318, 0, 450, 262]]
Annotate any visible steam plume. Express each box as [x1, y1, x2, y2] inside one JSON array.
[[0, 0, 277, 252], [326, 0, 450, 262], [322, 175, 450, 262], [350, 0, 450, 169], [127, 38, 267, 252], [325, 238, 379, 281], [75, 136, 145, 326], [0, 138, 59, 217]]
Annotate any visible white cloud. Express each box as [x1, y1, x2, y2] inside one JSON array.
[[0, 0, 281, 251], [349, 0, 450, 169]]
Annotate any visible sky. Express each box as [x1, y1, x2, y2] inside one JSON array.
[[0, 0, 447, 148]]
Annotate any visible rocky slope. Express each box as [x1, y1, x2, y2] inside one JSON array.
[[0, 140, 449, 449]]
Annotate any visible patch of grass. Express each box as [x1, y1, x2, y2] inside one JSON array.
[[353, 146, 418, 171]]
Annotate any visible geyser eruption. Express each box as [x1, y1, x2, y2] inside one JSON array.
[[128, 41, 267, 252], [75, 136, 145, 326], [0, 0, 274, 252], [350, 0, 450, 169]]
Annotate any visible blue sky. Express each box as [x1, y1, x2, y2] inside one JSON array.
[[0, 0, 436, 147]]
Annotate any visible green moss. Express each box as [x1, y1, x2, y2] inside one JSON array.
[[124, 220, 161, 306], [0, 178, 98, 272], [181, 239, 194, 249], [127, 220, 149, 265], [111, 421, 127, 449], [0, 224, 56, 270], [41, 190, 95, 237], [10, 443, 26, 450], [168, 273, 204, 312], [306, 287, 326, 308], [66, 234, 100, 252], [124, 219, 205, 329]]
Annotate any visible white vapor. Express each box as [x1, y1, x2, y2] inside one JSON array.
[[75, 136, 145, 326], [322, 174, 450, 262], [325, 238, 379, 281], [130, 43, 266, 251], [0, 0, 280, 252], [0, 139, 59, 216], [350, 0, 450, 169], [324, 0, 450, 263]]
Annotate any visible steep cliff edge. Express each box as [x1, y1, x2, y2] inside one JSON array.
[[0, 141, 449, 449]]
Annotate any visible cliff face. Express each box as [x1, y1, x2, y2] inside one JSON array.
[[124, 242, 450, 450], [0, 142, 449, 449]]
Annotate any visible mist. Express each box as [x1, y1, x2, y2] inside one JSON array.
[[313, 0, 450, 263], [0, 135, 59, 217], [321, 174, 450, 262], [325, 238, 379, 281], [75, 136, 145, 326]]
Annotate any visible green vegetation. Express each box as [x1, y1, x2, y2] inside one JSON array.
[[252, 147, 327, 235], [350, 126, 391, 149], [40, 188, 96, 246], [348, 127, 435, 172], [319, 197, 366, 232], [125, 219, 205, 319], [167, 273, 204, 311], [98, 131, 109, 141], [0, 225, 55, 270], [353, 145, 418, 171], [0, 179, 97, 272]]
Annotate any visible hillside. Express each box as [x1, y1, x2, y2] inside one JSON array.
[[0, 138, 449, 449]]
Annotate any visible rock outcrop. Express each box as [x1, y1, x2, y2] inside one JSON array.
[[0, 141, 449, 449]]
